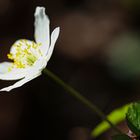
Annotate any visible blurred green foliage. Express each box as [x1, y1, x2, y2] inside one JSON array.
[[91, 104, 129, 138], [122, 0, 140, 12], [108, 33, 140, 80]]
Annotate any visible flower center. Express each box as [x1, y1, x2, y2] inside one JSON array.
[[8, 39, 42, 69]]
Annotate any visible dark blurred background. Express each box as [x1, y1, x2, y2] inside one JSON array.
[[0, 0, 140, 140]]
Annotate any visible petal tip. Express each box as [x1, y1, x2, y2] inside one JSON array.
[[35, 6, 45, 17], [53, 27, 60, 37], [56, 27, 60, 33], [0, 88, 11, 92]]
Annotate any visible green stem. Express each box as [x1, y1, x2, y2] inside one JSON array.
[[43, 68, 122, 134]]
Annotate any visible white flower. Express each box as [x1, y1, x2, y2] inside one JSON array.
[[0, 6, 60, 92]]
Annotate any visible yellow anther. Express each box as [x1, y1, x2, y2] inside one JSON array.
[[7, 39, 42, 70]]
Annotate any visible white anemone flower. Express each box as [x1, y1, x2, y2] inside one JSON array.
[[0, 6, 60, 92]]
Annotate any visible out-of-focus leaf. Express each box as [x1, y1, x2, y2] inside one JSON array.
[[122, 0, 140, 11], [107, 33, 140, 80], [91, 104, 130, 138], [126, 102, 140, 136], [112, 134, 131, 140]]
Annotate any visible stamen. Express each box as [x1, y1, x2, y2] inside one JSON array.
[[7, 39, 42, 70]]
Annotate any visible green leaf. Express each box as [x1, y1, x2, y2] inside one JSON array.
[[126, 102, 140, 136], [91, 104, 130, 138], [112, 134, 131, 140]]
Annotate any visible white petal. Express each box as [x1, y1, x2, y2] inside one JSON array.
[[0, 62, 12, 73], [0, 62, 29, 80], [34, 7, 50, 54], [33, 57, 47, 71], [46, 27, 60, 61], [0, 72, 41, 92]]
